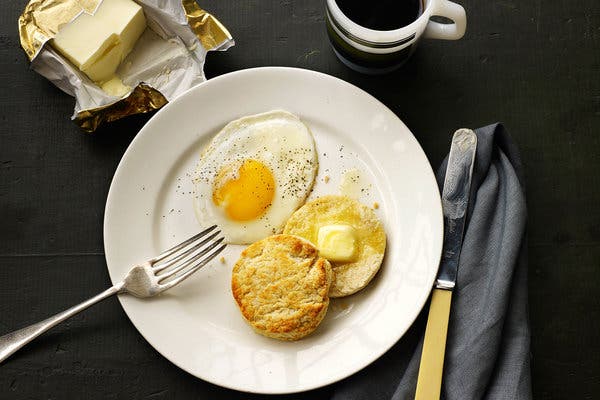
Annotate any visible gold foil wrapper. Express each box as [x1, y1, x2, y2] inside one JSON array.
[[75, 83, 168, 132], [182, 0, 231, 51], [19, 0, 233, 132]]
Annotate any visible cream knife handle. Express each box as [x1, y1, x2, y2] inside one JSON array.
[[415, 288, 453, 400]]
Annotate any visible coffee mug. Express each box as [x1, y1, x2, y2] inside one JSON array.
[[326, 0, 467, 74]]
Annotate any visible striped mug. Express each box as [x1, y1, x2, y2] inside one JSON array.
[[326, 0, 467, 74]]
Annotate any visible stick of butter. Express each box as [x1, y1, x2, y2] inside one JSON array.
[[51, 0, 146, 96]]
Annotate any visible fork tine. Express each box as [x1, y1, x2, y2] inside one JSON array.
[[151, 225, 217, 263], [158, 243, 227, 291], [158, 237, 225, 282], [153, 230, 221, 273]]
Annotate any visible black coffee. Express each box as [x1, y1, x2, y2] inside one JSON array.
[[335, 0, 423, 31]]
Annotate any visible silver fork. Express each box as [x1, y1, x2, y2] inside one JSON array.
[[0, 225, 226, 363]]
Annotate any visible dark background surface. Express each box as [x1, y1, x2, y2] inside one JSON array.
[[1, 0, 599, 399]]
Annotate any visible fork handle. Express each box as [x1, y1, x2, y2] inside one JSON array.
[[0, 284, 123, 363]]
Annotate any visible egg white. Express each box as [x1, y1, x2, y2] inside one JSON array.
[[193, 110, 318, 244]]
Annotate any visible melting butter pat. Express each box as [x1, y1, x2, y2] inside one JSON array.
[[52, 0, 146, 95], [317, 224, 357, 263]]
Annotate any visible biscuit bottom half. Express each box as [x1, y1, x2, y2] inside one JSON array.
[[283, 195, 387, 297]]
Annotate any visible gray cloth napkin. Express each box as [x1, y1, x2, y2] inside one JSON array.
[[331, 123, 531, 400]]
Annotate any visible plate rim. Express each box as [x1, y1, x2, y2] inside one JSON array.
[[103, 66, 443, 394]]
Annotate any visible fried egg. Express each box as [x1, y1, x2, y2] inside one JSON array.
[[193, 110, 318, 244]]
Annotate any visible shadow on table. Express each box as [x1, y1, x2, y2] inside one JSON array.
[[87, 111, 156, 149]]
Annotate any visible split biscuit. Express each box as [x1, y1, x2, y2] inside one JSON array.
[[231, 234, 333, 341], [283, 195, 386, 297]]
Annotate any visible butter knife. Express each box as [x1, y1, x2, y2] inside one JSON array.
[[415, 128, 477, 400]]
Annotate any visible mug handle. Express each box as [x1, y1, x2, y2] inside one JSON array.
[[424, 0, 467, 40]]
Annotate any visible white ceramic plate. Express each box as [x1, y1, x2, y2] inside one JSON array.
[[104, 67, 442, 394]]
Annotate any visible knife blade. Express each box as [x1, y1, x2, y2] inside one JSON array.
[[415, 128, 477, 400], [436, 128, 477, 290]]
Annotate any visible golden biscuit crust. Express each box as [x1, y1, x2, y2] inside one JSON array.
[[231, 234, 333, 341], [283, 195, 386, 297]]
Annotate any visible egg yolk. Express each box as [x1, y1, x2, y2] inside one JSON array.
[[212, 159, 275, 221]]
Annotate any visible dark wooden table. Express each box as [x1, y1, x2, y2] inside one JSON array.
[[1, 1, 599, 399]]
